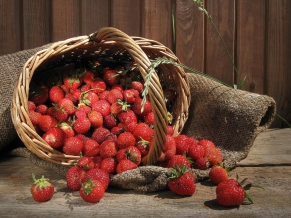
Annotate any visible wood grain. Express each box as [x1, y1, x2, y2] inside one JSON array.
[[81, 0, 110, 35], [22, 0, 51, 50], [205, 0, 235, 86], [0, 0, 21, 55], [237, 0, 266, 93], [175, 0, 204, 72]]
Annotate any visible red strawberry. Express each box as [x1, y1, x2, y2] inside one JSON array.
[[103, 114, 117, 129], [131, 81, 143, 93], [106, 89, 123, 104], [198, 139, 216, 154], [29, 84, 49, 105], [88, 110, 103, 128], [123, 89, 137, 104], [132, 122, 154, 142], [216, 176, 264, 207], [77, 156, 95, 171], [49, 86, 65, 103], [66, 166, 86, 191], [209, 165, 229, 185], [38, 115, 58, 132], [144, 111, 155, 125], [63, 71, 83, 90], [167, 155, 191, 169], [35, 104, 48, 115], [29, 110, 42, 125], [30, 174, 54, 202], [117, 132, 136, 149], [117, 109, 137, 124], [158, 135, 176, 162], [91, 78, 106, 93], [123, 121, 137, 133], [187, 143, 205, 161], [63, 136, 83, 156], [132, 98, 152, 116], [91, 127, 111, 144], [79, 179, 105, 203], [100, 157, 118, 174], [92, 155, 103, 168], [99, 90, 109, 100], [167, 125, 175, 136], [28, 101, 36, 111], [111, 126, 123, 135], [59, 122, 75, 138], [111, 84, 124, 92], [103, 69, 120, 86], [58, 98, 76, 115], [194, 157, 208, 170], [82, 91, 99, 106], [174, 135, 191, 155], [205, 147, 223, 166], [73, 117, 91, 134], [83, 138, 100, 157], [99, 139, 118, 159], [84, 168, 110, 190], [116, 159, 138, 174], [136, 138, 150, 156], [92, 99, 111, 117], [83, 70, 95, 85], [116, 146, 141, 165], [48, 105, 69, 123], [42, 127, 66, 148], [168, 165, 196, 196]]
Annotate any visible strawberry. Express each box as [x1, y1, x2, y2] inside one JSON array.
[[73, 117, 91, 134], [83, 138, 100, 157], [117, 109, 137, 124], [194, 157, 208, 170], [168, 164, 196, 196], [42, 127, 66, 148], [123, 121, 137, 133], [144, 111, 155, 125], [79, 179, 105, 203], [174, 135, 191, 155], [116, 132, 136, 149], [99, 139, 118, 159], [103, 114, 117, 129], [116, 159, 138, 174], [29, 110, 42, 125], [77, 156, 95, 171], [84, 168, 110, 190], [132, 98, 152, 116], [198, 139, 216, 154], [111, 126, 124, 135], [28, 101, 36, 111], [35, 104, 48, 115], [92, 155, 103, 168], [29, 84, 49, 105], [63, 71, 83, 90], [106, 89, 123, 104], [111, 84, 124, 92], [167, 125, 175, 136], [66, 166, 86, 191], [91, 78, 106, 93], [116, 146, 141, 165], [103, 69, 120, 86], [49, 86, 65, 103], [187, 143, 205, 161], [92, 99, 111, 117], [123, 89, 137, 104], [209, 165, 229, 185], [58, 98, 76, 115], [91, 127, 111, 144], [100, 157, 118, 174], [47, 105, 69, 123], [83, 70, 95, 85], [205, 147, 223, 166], [132, 122, 154, 142], [38, 115, 58, 132], [167, 155, 191, 169], [59, 122, 75, 138], [88, 111, 103, 128], [158, 135, 176, 162], [63, 136, 83, 156], [136, 138, 150, 156], [30, 174, 54, 202], [131, 81, 143, 93], [99, 90, 109, 100], [216, 175, 264, 207]]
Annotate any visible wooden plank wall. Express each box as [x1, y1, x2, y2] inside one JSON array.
[[0, 0, 290, 128]]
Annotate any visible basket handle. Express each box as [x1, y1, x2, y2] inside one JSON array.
[[90, 27, 168, 165]]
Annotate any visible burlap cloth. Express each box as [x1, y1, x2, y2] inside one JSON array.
[[0, 45, 276, 192]]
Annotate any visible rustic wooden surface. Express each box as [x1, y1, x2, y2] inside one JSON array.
[[0, 0, 291, 128], [0, 128, 291, 217]]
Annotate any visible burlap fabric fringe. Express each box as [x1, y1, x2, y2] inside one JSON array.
[[1, 46, 276, 192]]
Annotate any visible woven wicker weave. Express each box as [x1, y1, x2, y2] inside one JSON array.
[[11, 27, 190, 166]]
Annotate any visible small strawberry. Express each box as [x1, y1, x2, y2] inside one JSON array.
[[174, 135, 191, 155], [83, 138, 100, 157], [77, 156, 95, 171], [100, 157, 118, 174], [198, 139, 216, 154], [49, 86, 65, 103], [59, 122, 75, 138], [83, 70, 95, 85], [167, 155, 191, 169], [164, 89, 176, 108], [84, 168, 110, 190], [103, 69, 120, 86], [168, 164, 196, 196], [88, 110, 103, 128], [158, 135, 176, 162], [99, 90, 109, 100], [91, 78, 106, 93], [116, 159, 138, 174], [132, 98, 152, 116], [29, 84, 49, 105], [29, 110, 42, 125], [48, 105, 69, 123], [38, 115, 58, 132], [144, 111, 155, 125], [136, 138, 150, 156], [131, 81, 143, 93], [85, 91, 100, 105], [58, 98, 76, 115], [187, 143, 205, 161], [132, 122, 154, 142], [73, 117, 91, 134], [79, 179, 105, 203], [28, 101, 36, 111], [103, 114, 117, 129], [209, 164, 229, 185], [66, 166, 86, 191], [106, 89, 124, 104], [205, 147, 223, 166], [99, 139, 118, 159], [110, 100, 131, 115], [91, 127, 111, 144], [216, 175, 265, 207], [91, 99, 111, 117], [35, 104, 48, 115], [117, 132, 136, 149], [30, 174, 54, 202], [194, 157, 208, 170], [63, 136, 83, 156], [42, 127, 66, 148], [123, 89, 137, 104], [92, 155, 103, 168], [63, 70, 84, 90], [123, 121, 137, 133], [117, 109, 137, 124]]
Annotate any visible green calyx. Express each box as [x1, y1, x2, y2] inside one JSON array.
[[83, 179, 96, 195], [32, 173, 51, 190], [168, 164, 189, 181], [117, 99, 131, 111]]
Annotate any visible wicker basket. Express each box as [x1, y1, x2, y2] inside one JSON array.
[[11, 27, 190, 166]]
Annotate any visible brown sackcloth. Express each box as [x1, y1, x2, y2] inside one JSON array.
[[1, 45, 276, 192]]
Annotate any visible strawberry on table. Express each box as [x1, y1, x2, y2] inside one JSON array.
[[66, 166, 86, 191], [209, 164, 229, 185], [84, 168, 110, 190], [30, 174, 54, 202], [79, 179, 105, 203]]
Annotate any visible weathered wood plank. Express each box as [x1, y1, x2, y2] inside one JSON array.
[[22, 0, 51, 50], [175, 0, 204, 72], [80, 0, 110, 35], [236, 0, 266, 93], [0, 0, 21, 55], [51, 0, 81, 42], [205, 0, 235, 86], [111, 0, 142, 36]]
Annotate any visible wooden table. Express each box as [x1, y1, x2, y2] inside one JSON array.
[[1, 128, 291, 217]]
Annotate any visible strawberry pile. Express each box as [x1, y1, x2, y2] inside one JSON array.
[[27, 59, 226, 201]]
